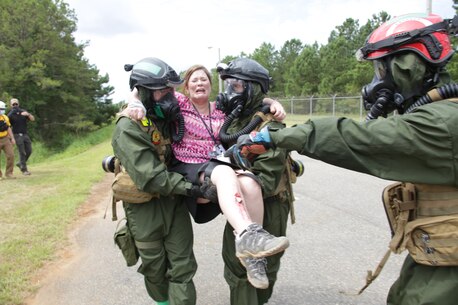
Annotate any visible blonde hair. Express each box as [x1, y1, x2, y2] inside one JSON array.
[[183, 65, 212, 92]]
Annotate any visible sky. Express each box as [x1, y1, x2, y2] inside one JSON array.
[[65, 0, 456, 103]]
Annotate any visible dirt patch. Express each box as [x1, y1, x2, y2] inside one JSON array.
[[24, 173, 113, 305]]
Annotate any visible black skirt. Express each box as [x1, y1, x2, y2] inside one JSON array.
[[169, 159, 223, 224]]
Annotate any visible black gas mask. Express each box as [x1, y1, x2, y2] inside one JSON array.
[[216, 78, 250, 116], [140, 88, 184, 142], [362, 59, 405, 121], [148, 91, 181, 121]]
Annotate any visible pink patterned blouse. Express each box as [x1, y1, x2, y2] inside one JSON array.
[[172, 92, 226, 163]]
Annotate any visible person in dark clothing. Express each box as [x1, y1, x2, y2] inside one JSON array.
[[7, 98, 35, 175]]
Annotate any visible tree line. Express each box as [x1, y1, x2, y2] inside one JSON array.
[[1, 0, 457, 148], [0, 0, 117, 149]]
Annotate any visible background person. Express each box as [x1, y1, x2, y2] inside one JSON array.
[[0, 101, 16, 179], [233, 13, 458, 305], [7, 98, 34, 175]]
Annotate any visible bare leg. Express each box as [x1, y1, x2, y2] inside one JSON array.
[[210, 165, 253, 234], [237, 174, 264, 225]]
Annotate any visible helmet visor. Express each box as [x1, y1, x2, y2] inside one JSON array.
[[373, 60, 388, 80], [224, 78, 246, 94]]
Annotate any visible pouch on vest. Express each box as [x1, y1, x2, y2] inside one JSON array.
[[383, 182, 458, 265], [111, 158, 158, 204], [403, 214, 458, 266], [114, 219, 139, 267]]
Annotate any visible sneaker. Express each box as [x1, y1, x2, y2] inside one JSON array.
[[240, 257, 269, 289], [22, 171, 31, 176], [235, 223, 289, 258]]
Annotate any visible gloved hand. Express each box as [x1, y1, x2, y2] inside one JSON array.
[[200, 177, 218, 203], [187, 184, 204, 198], [238, 126, 273, 156], [224, 144, 252, 170], [223, 127, 273, 170]]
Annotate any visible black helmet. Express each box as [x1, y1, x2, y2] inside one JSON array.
[[217, 58, 271, 93], [124, 57, 183, 90]]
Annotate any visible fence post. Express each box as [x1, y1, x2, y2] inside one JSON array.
[[332, 94, 337, 116], [291, 97, 294, 115], [309, 95, 313, 118]]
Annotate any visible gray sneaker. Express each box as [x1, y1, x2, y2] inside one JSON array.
[[235, 223, 289, 258], [240, 257, 269, 289]]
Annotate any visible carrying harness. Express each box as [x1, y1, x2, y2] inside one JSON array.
[[357, 182, 458, 294]]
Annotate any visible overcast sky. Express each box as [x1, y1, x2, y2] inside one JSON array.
[[65, 0, 456, 102]]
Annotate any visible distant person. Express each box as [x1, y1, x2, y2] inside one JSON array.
[[8, 98, 34, 175], [0, 101, 16, 179]]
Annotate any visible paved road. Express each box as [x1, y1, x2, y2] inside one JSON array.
[[27, 153, 406, 305]]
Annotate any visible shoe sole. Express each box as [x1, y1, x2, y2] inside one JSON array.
[[236, 237, 289, 259], [239, 258, 269, 289]]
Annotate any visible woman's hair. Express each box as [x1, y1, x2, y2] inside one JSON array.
[[183, 64, 212, 91]]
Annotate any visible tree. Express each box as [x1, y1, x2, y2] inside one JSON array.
[[285, 43, 320, 97], [272, 39, 303, 96], [0, 0, 117, 148]]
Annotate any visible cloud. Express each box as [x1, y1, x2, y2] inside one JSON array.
[[66, 0, 456, 103]]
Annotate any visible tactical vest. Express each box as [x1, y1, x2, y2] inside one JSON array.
[[109, 115, 170, 221], [253, 111, 297, 224], [383, 182, 458, 265], [357, 181, 458, 294]]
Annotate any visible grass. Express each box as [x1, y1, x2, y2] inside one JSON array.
[[284, 113, 363, 127], [0, 125, 114, 305]]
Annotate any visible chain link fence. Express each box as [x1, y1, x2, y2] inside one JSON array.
[[278, 95, 365, 121]]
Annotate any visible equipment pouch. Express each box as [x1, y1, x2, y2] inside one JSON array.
[[403, 214, 458, 266], [382, 182, 416, 253], [114, 219, 139, 267], [112, 170, 157, 204]]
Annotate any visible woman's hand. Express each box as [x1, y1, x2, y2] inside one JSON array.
[[121, 87, 146, 120], [263, 97, 286, 121]]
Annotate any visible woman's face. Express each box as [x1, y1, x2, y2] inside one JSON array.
[[187, 69, 211, 104]]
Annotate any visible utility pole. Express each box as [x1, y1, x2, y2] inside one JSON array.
[[426, 0, 432, 14], [208, 47, 223, 93]]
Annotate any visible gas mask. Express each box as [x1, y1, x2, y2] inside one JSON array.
[[216, 78, 250, 116], [361, 72, 404, 121], [362, 53, 430, 121], [148, 91, 181, 121]]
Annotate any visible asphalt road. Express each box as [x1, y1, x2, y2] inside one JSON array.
[[27, 153, 406, 305]]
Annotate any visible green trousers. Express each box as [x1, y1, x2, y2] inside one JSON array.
[[387, 255, 458, 305], [124, 198, 197, 305], [222, 196, 290, 305]]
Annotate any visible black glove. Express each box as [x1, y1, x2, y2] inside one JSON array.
[[200, 177, 218, 203], [187, 184, 204, 198]]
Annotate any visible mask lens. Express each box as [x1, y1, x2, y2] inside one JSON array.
[[373, 60, 387, 79], [224, 78, 245, 94]]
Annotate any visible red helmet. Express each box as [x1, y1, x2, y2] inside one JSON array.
[[357, 13, 455, 66]]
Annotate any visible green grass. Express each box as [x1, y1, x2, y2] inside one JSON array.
[[0, 125, 115, 305], [284, 113, 363, 127]]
